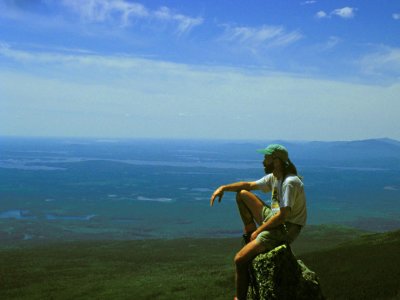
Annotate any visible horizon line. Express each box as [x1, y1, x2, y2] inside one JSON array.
[[0, 135, 399, 144]]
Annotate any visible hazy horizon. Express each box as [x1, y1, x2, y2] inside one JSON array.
[[1, 1, 399, 141], [1, 135, 400, 144]]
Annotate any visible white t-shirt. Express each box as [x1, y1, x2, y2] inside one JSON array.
[[255, 173, 307, 226]]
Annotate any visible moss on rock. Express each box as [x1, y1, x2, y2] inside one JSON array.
[[248, 244, 325, 300]]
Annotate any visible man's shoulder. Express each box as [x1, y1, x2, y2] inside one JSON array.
[[283, 175, 303, 186], [255, 173, 274, 185], [264, 173, 276, 183], [265, 173, 274, 180]]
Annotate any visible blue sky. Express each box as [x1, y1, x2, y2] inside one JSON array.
[[1, 0, 399, 141]]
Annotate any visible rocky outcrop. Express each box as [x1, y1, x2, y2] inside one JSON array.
[[247, 244, 325, 300]]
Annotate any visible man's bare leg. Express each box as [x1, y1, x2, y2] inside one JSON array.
[[234, 239, 267, 299], [236, 190, 265, 234]]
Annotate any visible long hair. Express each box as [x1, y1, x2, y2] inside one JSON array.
[[281, 158, 302, 182], [285, 159, 298, 176]]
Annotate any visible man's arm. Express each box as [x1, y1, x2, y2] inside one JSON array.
[[210, 181, 259, 206], [250, 206, 291, 241]]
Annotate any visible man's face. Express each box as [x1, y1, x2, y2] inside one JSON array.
[[263, 155, 275, 174]]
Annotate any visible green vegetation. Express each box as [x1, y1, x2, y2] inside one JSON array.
[[300, 230, 400, 300], [0, 239, 239, 300], [291, 224, 369, 255], [0, 227, 399, 299]]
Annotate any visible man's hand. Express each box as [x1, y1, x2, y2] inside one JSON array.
[[250, 231, 259, 241], [250, 207, 291, 239], [210, 186, 224, 206]]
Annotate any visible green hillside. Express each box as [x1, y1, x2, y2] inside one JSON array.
[[300, 230, 400, 300], [0, 227, 398, 299], [1, 238, 238, 300]]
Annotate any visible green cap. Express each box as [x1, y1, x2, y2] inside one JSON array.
[[257, 144, 289, 162]]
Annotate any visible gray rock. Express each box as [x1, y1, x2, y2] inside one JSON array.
[[247, 244, 325, 300]]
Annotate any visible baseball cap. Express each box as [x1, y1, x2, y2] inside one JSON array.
[[257, 144, 289, 162]]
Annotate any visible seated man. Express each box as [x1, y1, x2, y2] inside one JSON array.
[[210, 144, 307, 300]]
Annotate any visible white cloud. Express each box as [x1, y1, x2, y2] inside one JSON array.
[[331, 7, 356, 19], [315, 11, 328, 19], [316, 7, 357, 20], [393, 13, 400, 20], [221, 24, 302, 49], [61, 0, 203, 34]]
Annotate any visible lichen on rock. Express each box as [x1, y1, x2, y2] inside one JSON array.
[[247, 244, 325, 300]]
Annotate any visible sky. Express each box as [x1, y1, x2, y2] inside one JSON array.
[[1, 0, 399, 141]]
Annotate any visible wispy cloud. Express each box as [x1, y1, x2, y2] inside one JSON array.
[[325, 36, 342, 49], [301, 1, 317, 5], [0, 42, 177, 70], [0, 43, 38, 62], [1, 0, 203, 35], [393, 13, 400, 20], [61, 0, 149, 24], [61, 0, 203, 34], [154, 6, 203, 35], [316, 36, 342, 51], [359, 46, 400, 76], [315, 7, 357, 19], [220, 24, 302, 50]]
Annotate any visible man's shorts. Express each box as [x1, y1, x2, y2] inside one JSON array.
[[256, 205, 302, 250]]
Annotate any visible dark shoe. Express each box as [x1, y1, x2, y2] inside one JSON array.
[[242, 232, 253, 244]]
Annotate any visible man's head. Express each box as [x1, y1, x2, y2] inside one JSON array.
[[257, 144, 289, 175]]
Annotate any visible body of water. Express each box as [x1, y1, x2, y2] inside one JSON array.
[[1, 137, 399, 242]]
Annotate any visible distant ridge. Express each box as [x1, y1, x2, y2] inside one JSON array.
[[277, 138, 400, 168], [1, 136, 400, 168], [214, 137, 400, 169], [373, 137, 400, 146]]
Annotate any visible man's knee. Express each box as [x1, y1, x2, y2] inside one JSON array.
[[236, 189, 252, 202], [234, 243, 262, 269], [234, 251, 249, 269]]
